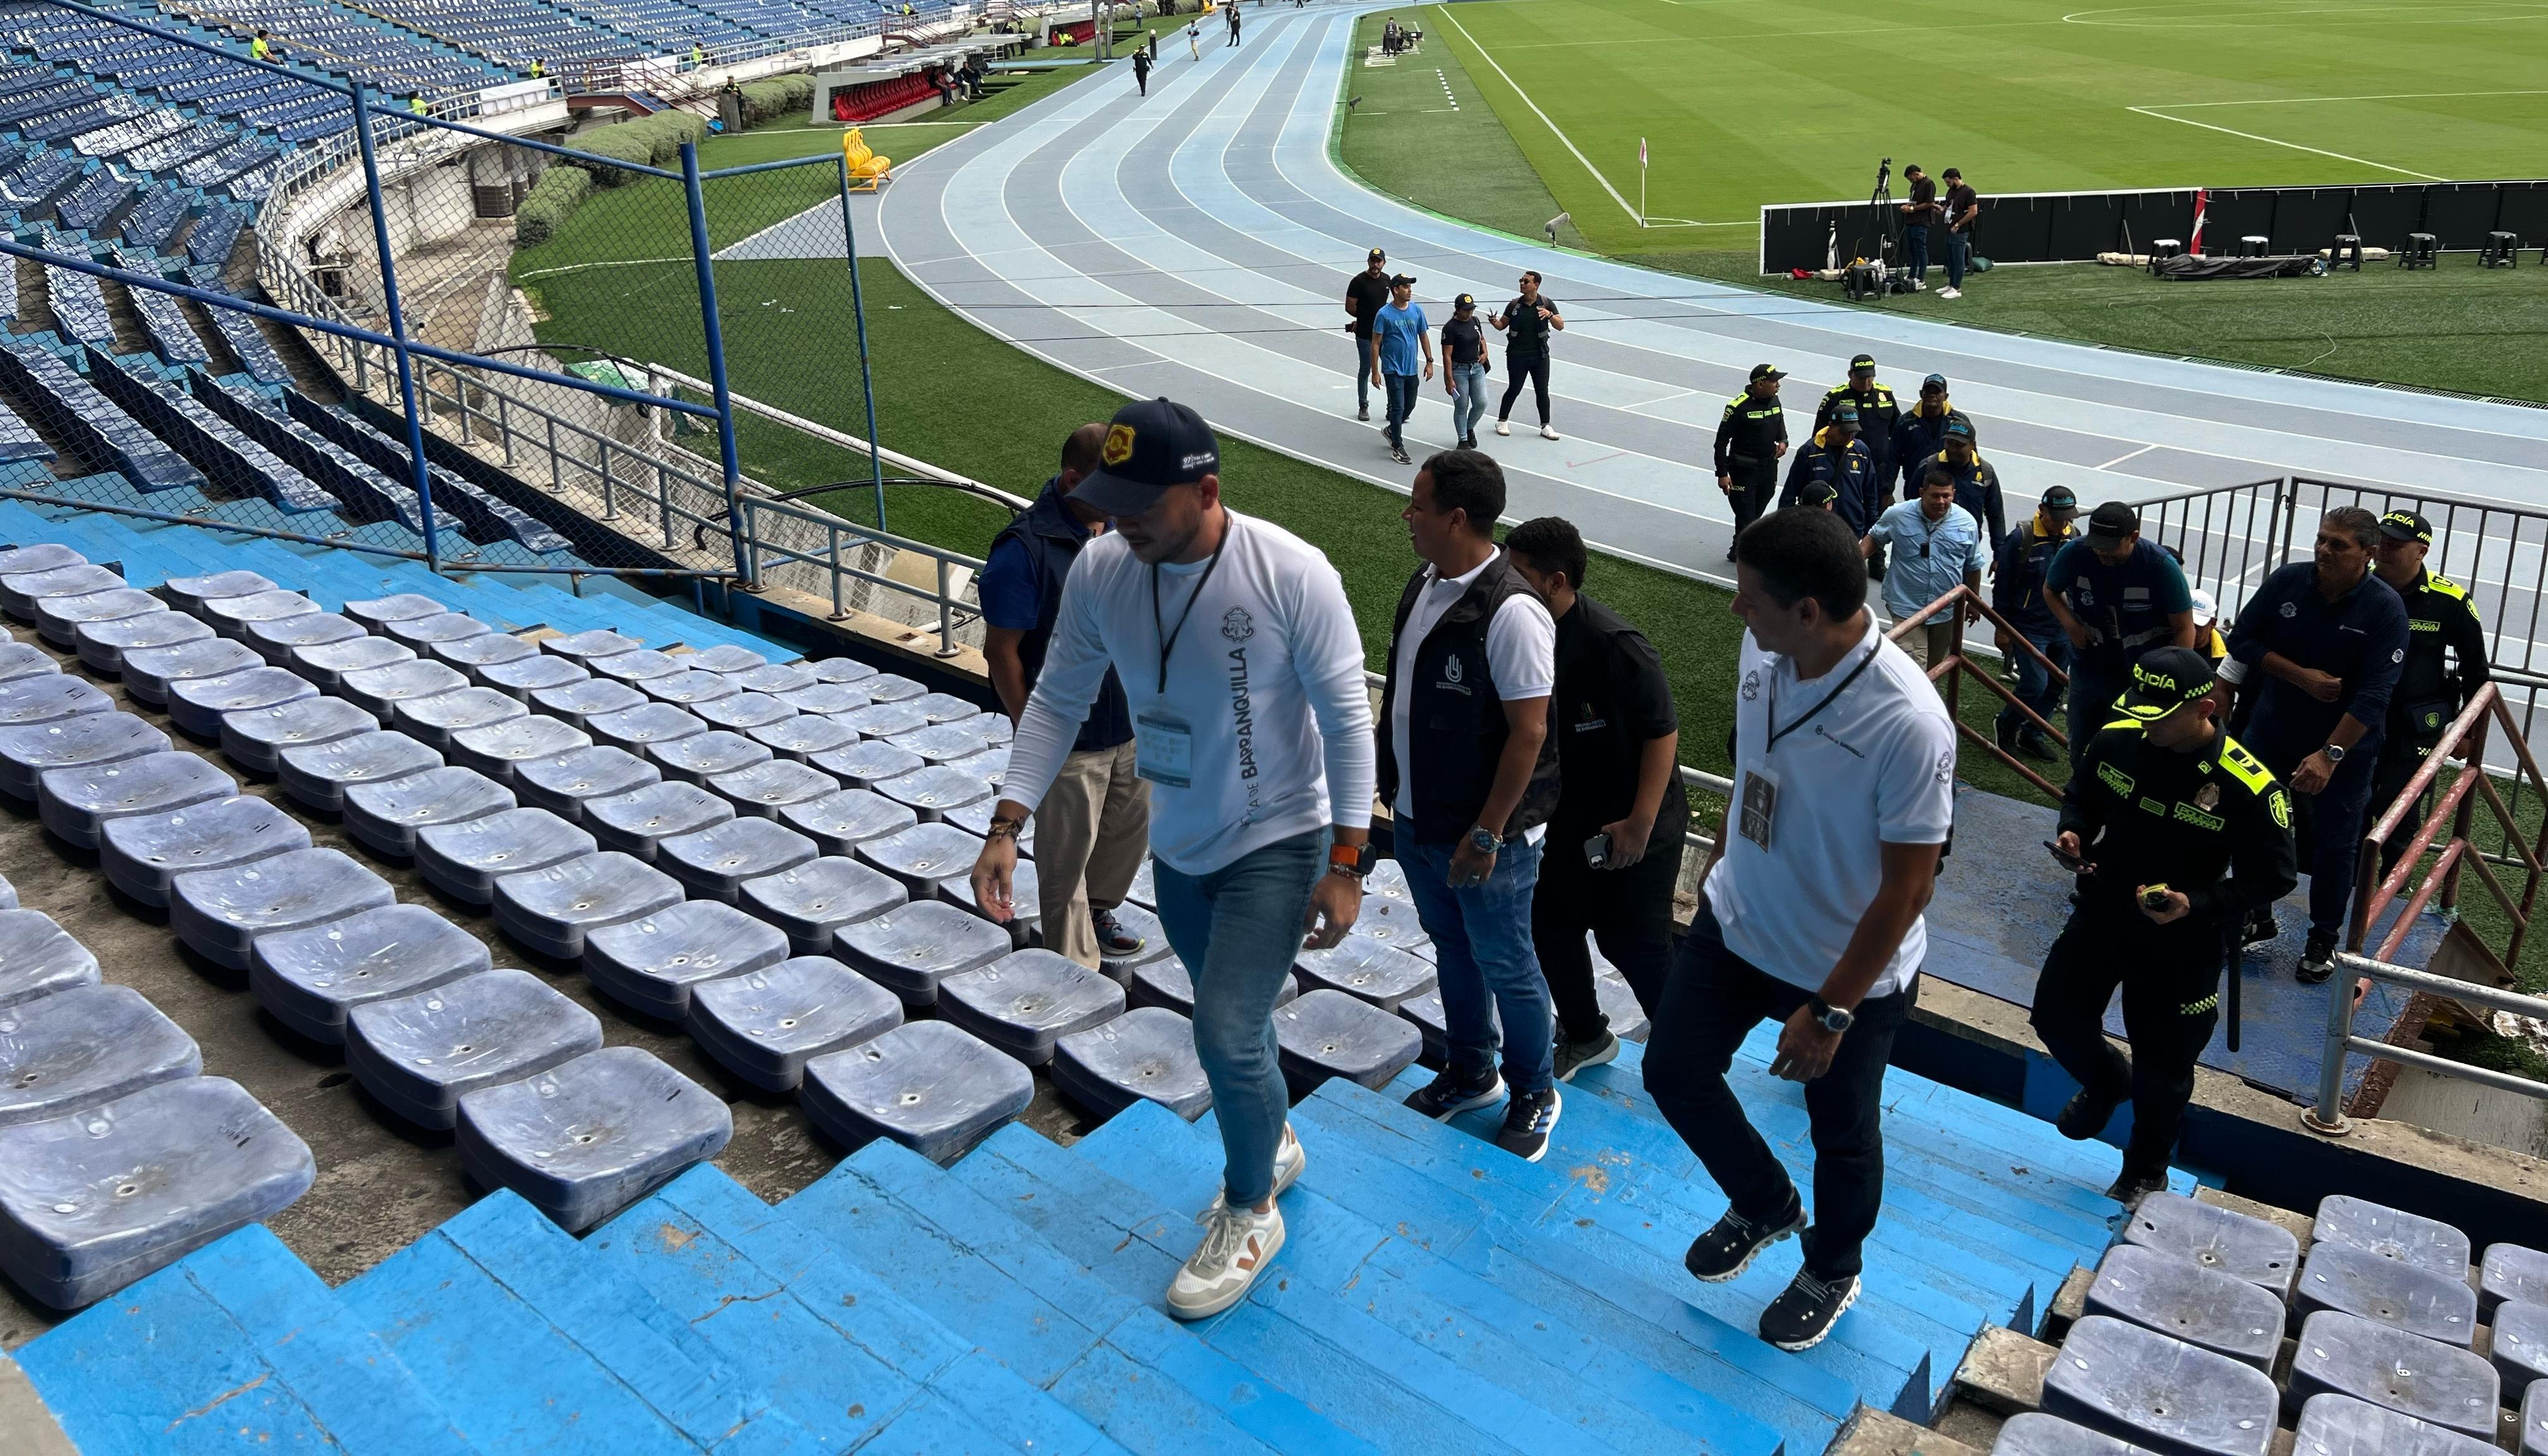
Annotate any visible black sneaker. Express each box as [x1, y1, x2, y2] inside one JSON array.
[[1759, 1269, 1859, 1352], [2298, 931, 2338, 985], [2105, 1167, 2168, 1205], [2055, 1086, 2123, 1141], [1389, 447, 1413, 465], [1402, 1065, 1503, 1120], [1090, 907, 1144, 957], [2240, 910, 2280, 947], [1994, 717, 2022, 757], [1683, 1193, 1805, 1282], [1553, 1030, 1619, 1083], [2017, 732, 2058, 763], [1356, 406, 1369, 422], [1496, 1086, 1561, 1162]]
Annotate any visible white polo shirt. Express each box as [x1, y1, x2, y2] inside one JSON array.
[[1705, 616, 1956, 998]]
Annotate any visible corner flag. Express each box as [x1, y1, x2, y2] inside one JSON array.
[[1638, 137, 1648, 228]]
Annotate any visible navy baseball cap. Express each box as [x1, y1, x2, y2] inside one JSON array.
[[2380, 509, 2432, 544], [1830, 403, 1860, 427], [1750, 363, 1785, 382], [2119, 646, 2216, 721], [1921, 372, 1948, 392], [1795, 479, 1839, 507], [1943, 418, 1975, 442], [2041, 485, 2078, 516], [2085, 500, 2139, 547], [1071, 397, 1220, 516]]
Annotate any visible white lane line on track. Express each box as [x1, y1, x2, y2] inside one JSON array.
[[1430, 4, 1642, 226], [2124, 104, 2446, 178], [2096, 444, 2160, 471]]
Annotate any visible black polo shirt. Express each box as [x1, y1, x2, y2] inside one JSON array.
[[1499, 294, 1558, 356], [1345, 271, 1391, 339], [1549, 593, 1687, 852]]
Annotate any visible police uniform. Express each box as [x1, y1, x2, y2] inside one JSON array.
[[1714, 365, 1788, 549], [1778, 424, 1882, 533], [2370, 512, 2490, 875], [1816, 356, 1900, 483], [2030, 649, 2298, 1197]]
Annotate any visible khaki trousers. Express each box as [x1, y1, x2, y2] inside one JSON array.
[[1036, 740, 1152, 969]]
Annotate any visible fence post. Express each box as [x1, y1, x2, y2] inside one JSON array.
[[2442, 712, 2484, 919], [2305, 970, 2357, 1136], [837, 156, 890, 532], [347, 78, 444, 570], [680, 141, 755, 587]]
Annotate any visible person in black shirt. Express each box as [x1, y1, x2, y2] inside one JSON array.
[[1343, 248, 1393, 423], [1505, 516, 1687, 1081], [2368, 510, 2492, 876], [1440, 292, 1493, 450], [1898, 164, 1938, 286], [1132, 44, 1151, 94], [1938, 167, 1977, 300], [1816, 354, 1900, 493], [2034, 646, 2296, 1203], [1714, 364, 1788, 559], [1491, 270, 1562, 440]]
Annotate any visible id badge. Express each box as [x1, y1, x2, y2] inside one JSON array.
[[1135, 712, 1194, 788], [1738, 766, 1780, 851]]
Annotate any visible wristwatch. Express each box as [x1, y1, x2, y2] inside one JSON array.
[[1806, 997, 1855, 1034], [2323, 743, 2348, 765], [1326, 842, 1373, 879], [1466, 823, 1502, 854]]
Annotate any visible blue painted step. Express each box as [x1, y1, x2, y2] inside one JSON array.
[[14, 1223, 479, 1456]]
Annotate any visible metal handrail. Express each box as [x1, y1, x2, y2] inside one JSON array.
[[2309, 950, 2548, 1133], [1884, 582, 2077, 798], [2345, 686, 2548, 972]]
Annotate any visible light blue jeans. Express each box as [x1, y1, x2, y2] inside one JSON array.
[[1400, 835, 1555, 1094], [1448, 362, 1488, 441], [1150, 828, 1325, 1207]]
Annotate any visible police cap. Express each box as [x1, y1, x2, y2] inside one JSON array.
[[2379, 509, 2432, 545], [2118, 646, 2216, 721]]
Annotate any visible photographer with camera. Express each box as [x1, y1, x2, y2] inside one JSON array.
[[1898, 165, 1939, 287]]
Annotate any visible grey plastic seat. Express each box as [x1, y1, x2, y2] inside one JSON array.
[[343, 766, 516, 858], [2483, 1243, 2548, 1318], [810, 739, 923, 789], [689, 954, 903, 1093], [640, 669, 738, 708], [887, 720, 1000, 765], [800, 1019, 1032, 1165], [587, 701, 709, 755], [77, 608, 209, 674], [416, 808, 595, 905], [0, 875, 14, 909], [0, 983, 200, 1127], [0, 675, 111, 729], [2123, 1196, 2303, 1296], [2292, 1395, 2497, 1456], [101, 794, 309, 907], [1394, 987, 1460, 1066], [0, 712, 167, 799], [694, 692, 796, 734], [732, 663, 815, 696], [344, 593, 446, 631], [1991, 1413, 2168, 1455], [581, 780, 734, 860], [946, 746, 1010, 787], [290, 636, 417, 695], [647, 728, 770, 786], [494, 852, 684, 961], [709, 759, 840, 820], [2287, 1311, 2496, 1436], [2524, 1376, 2548, 1456], [858, 821, 985, 897], [528, 676, 645, 728], [1295, 938, 1437, 1010], [169, 847, 395, 971], [1053, 1007, 1210, 1123], [220, 695, 377, 775], [945, 798, 1033, 855], [776, 683, 869, 717], [749, 713, 856, 763], [514, 745, 661, 822], [0, 910, 99, 1008], [241, 611, 365, 664], [739, 856, 907, 954], [169, 668, 317, 739], [811, 657, 879, 685], [841, 701, 930, 739], [456, 1046, 731, 1232], [449, 716, 590, 784], [121, 638, 262, 707], [162, 570, 277, 615], [1350, 896, 1431, 956], [432, 633, 537, 678], [871, 764, 992, 821], [937, 857, 1038, 947], [278, 729, 442, 813], [937, 949, 1124, 1066], [685, 645, 765, 675], [902, 692, 978, 725], [480, 653, 590, 701], [658, 817, 816, 902], [250, 903, 492, 1045], [0, 544, 81, 576], [346, 968, 604, 1131], [863, 673, 925, 703], [36, 590, 162, 648], [2298, 1240, 2478, 1345], [39, 750, 236, 849], [835, 899, 1013, 1007], [338, 658, 468, 721], [584, 900, 790, 1019], [1095, 902, 1168, 978], [3, 564, 124, 619], [590, 649, 685, 684], [782, 787, 918, 856], [1275, 989, 1423, 1095], [2491, 1300, 2548, 1394], [381, 610, 491, 649], [2041, 1314, 2278, 1455], [202, 591, 320, 640], [0, 1076, 315, 1310], [2086, 1243, 2284, 1370], [539, 629, 641, 663], [2315, 1194, 2472, 1279], [390, 686, 528, 752]]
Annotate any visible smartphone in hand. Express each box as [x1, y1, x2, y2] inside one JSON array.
[[1584, 832, 1611, 869]]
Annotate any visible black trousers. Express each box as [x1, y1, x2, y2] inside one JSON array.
[[1497, 353, 1550, 424], [2029, 911, 2220, 1179], [2371, 731, 2442, 877], [1644, 902, 1915, 1280], [2066, 658, 2126, 768], [1531, 827, 1683, 1041], [1723, 456, 1778, 540]]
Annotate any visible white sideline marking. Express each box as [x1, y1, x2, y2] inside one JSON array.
[[1431, 4, 1642, 226], [2123, 105, 2446, 179], [2153, 87, 2548, 107]]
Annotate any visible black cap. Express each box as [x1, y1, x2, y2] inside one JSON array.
[[1795, 479, 1839, 507], [1829, 404, 1859, 427], [1453, 293, 1476, 311], [2040, 485, 2078, 514], [1849, 353, 1876, 373], [1368, 247, 1386, 262], [1922, 372, 1948, 392], [2085, 500, 2138, 547], [1750, 363, 1785, 382], [2380, 509, 2432, 545], [1070, 398, 1219, 516], [2118, 646, 2216, 721], [1943, 417, 1975, 442], [1390, 273, 1416, 288]]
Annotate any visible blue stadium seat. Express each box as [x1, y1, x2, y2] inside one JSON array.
[[2041, 1315, 2278, 1455], [1052, 1005, 1210, 1124], [99, 792, 308, 907], [170, 846, 395, 969], [639, 667, 737, 708], [1, 563, 123, 620], [748, 712, 856, 763], [2288, 1311, 2497, 1436], [738, 854, 907, 954], [35, 588, 166, 648], [938, 948, 1123, 1067], [0, 908, 97, 1008], [2484, 1244, 2548, 1319], [167, 666, 315, 737], [945, 745, 1009, 786], [863, 672, 925, 703], [2298, 1241, 2480, 1345], [578, 779, 732, 861], [0, 545, 82, 576], [479, 652, 590, 700], [1275, 988, 1423, 1095], [588, 700, 710, 756], [346, 967, 603, 1130], [277, 729, 442, 813], [337, 766, 510, 863], [528, 676, 648, 729], [657, 815, 815, 902], [446, 715, 588, 784], [856, 820, 983, 897], [0, 983, 198, 1129], [343, 593, 446, 631], [416, 806, 594, 905], [77, 609, 207, 673], [241, 612, 367, 664], [933, 854, 1035, 947], [2525, 1380, 2548, 1456], [513, 744, 660, 822], [781, 786, 917, 857], [590, 648, 685, 684], [2294, 1393, 2499, 1455], [2316, 1195, 2473, 1280], [37, 748, 234, 848], [119, 637, 260, 705], [2492, 1301, 2548, 1395], [539, 628, 641, 662], [250, 902, 492, 1046], [202, 590, 322, 640], [289, 636, 418, 696], [693, 691, 796, 736], [219, 695, 377, 775], [811, 657, 879, 685], [1294, 937, 1438, 1010], [810, 738, 923, 787], [382, 611, 492, 650], [338, 658, 468, 720], [870, 762, 992, 821], [799, 1019, 1033, 1165], [0, 640, 51, 682], [2085, 1243, 2285, 1370], [681, 644, 765, 674], [389, 686, 527, 752], [646, 726, 769, 784], [0, 711, 166, 799], [887, 719, 1004, 765], [492, 851, 683, 961], [708, 758, 840, 820], [834, 899, 1010, 1008], [689, 954, 903, 1092], [455, 1045, 732, 1232], [583, 898, 790, 1020], [162, 569, 275, 614]]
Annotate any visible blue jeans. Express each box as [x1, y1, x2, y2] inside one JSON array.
[[1944, 229, 1969, 288], [1150, 828, 1323, 1207], [1448, 362, 1488, 441], [1400, 835, 1555, 1095], [1383, 372, 1419, 450], [1996, 628, 2070, 743], [1900, 221, 1929, 282]]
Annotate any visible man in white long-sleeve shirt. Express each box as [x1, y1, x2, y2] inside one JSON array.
[[970, 397, 1376, 1321]]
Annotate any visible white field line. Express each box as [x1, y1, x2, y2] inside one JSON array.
[[2124, 104, 2446, 179], [1430, 4, 1641, 225]]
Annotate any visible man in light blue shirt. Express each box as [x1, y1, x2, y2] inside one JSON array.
[[1862, 464, 1986, 671], [1368, 274, 1433, 466]]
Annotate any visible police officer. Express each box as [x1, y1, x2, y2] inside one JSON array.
[[2367, 509, 2490, 877], [2046, 500, 2196, 769], [2218, 506, 2408, 983], [1714, 364, 1788, 559], [2034, 646, 2296, 1204], [1817, 353, 1901, 488], [1778, 403, 1883, 533], [1920, 418, 2005, 546], [1888, 373, 1972, 500], [1992, 485, 2078, 761]]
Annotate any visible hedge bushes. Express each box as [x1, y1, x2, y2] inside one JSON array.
[[513, 164, 591, 247], [736, 74, 815, 124], [562, 109, 712, 186]]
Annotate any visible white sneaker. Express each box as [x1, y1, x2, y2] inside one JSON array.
[[1494, 420, 1510, 436], [1166, 1201, 1285, 1320], [1938, 287, 1962, 300], [1539, 423, 1560, 440], [1202, 1124, 1307, 1216]]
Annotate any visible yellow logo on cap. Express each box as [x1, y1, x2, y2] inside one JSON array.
[[1101, 423, 1136, 467]]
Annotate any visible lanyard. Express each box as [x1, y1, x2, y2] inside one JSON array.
[[1764, 643, 1880, 755], [1150, 521, 1233, 694]]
